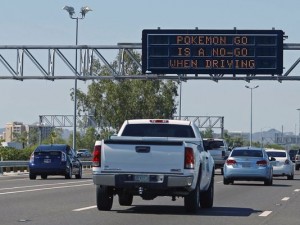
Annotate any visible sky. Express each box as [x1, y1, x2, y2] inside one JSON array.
[[1, 0, 300, 134]]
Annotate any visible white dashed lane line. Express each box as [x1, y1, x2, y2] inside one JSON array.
[[259, 211, 272, 217], [0, 183, 91, 195], [281, 197, 290, 201], [73, 205, 97, 212]]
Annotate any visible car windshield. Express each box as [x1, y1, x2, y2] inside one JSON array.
[[231, 149, 263, 157], [267, 151, 286, 158]]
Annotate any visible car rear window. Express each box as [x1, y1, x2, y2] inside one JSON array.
[[203, 140, 224, 150], [34, 151, 61, 156], [231, 149, 263, 157], [266, 151, 286, 158]]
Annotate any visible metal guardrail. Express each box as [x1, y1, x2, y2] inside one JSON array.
[[0, 160, 93, 175]]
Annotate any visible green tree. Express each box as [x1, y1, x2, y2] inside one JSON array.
[[201, 128, 214, 138], [224, 130, 246, 148], [75, 51, 178, 135], [12, 131, 28, 149], [71, 127, 98, 151], [42, 128, 66, 145], [28, 127, 39, 146]]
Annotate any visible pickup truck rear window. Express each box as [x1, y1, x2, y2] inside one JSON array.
[[121, 124, 195, 138]]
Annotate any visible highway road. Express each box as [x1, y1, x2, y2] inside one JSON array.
[[0, 169, 299, 225]]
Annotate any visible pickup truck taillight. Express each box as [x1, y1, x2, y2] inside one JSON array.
[[93, 145, 101, 167], [184, 147, 194, 169]]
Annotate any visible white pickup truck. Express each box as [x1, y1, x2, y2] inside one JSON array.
[[92, 119, 215, 212]]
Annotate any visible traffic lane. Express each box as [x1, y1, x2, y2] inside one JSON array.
[[71, 172, 300, 225], [211, 171, 300, 225], [0, 169, 92, 189], [0, 171, 299, 225], [0, 177, 94, 225], [69, 175, 300, 225]]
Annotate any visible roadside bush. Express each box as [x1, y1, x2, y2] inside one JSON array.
[[0, 145, 37, 160]]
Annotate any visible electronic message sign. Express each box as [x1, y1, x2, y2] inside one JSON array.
[[142, 29, 284, 75]]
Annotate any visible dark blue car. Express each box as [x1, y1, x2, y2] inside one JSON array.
[[29, 144, 82, 180]]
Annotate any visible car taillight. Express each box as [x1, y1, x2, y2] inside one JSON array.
[[93, 145, 101, 167], [29, 153, 34, 163], [184, 147, 194, 169], [61, 152, 67, 162], [284, 159, 290, 165], [296, 156, 300, 160], [226, 159, 236, 165], [256, 160, 267, 167]]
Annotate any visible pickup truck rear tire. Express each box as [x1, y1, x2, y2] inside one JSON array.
[[200, 175, 214, 208], [118, 192, 133, 206], [184, 174, 200, 213], [96, 185, 113, 211]]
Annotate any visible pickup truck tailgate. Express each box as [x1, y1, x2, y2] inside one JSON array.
[[102, 139, 185, 173]]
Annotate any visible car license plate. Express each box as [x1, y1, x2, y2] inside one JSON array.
[[44, 159, 51, 163], [242, 162, 251, 167], [134, 175, 149, 182]]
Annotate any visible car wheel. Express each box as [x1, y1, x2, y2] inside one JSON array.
[[118, 192, 133, 206], [223, 177, 230, 185], [65, 166, 72, 179], [200, 174, 214, 208], [41, 174, 48, 179], [287, 174, 294, 180], [264, 176, 273, 186], [184, 172, 200, 213], [96, 185, 113, 211], [296, 165, 300, 171], [29, 173, 36, 180], [220, 168, 224, 175], [75, 166, 82, 179]]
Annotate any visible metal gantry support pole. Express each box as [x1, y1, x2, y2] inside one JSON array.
[[245, 85, 259, 147]]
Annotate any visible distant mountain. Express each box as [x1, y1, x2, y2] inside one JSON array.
[[0, 128, 4, 134], [252, 129, 281, 143]]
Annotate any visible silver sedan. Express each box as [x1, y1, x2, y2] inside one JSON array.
[[223, 147, 273, 186]]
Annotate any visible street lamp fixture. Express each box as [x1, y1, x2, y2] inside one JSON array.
[[63, 6, 92, 150], [245, 85, 259, 147]]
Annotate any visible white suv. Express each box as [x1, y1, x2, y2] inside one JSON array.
[[203, 138, 230, 174]]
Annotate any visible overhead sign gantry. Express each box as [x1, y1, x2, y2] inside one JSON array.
[[142, 29, 284, 75]]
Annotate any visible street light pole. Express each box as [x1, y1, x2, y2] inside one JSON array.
[[63, 6, 92, 150], [245, 85, 259, 147]]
